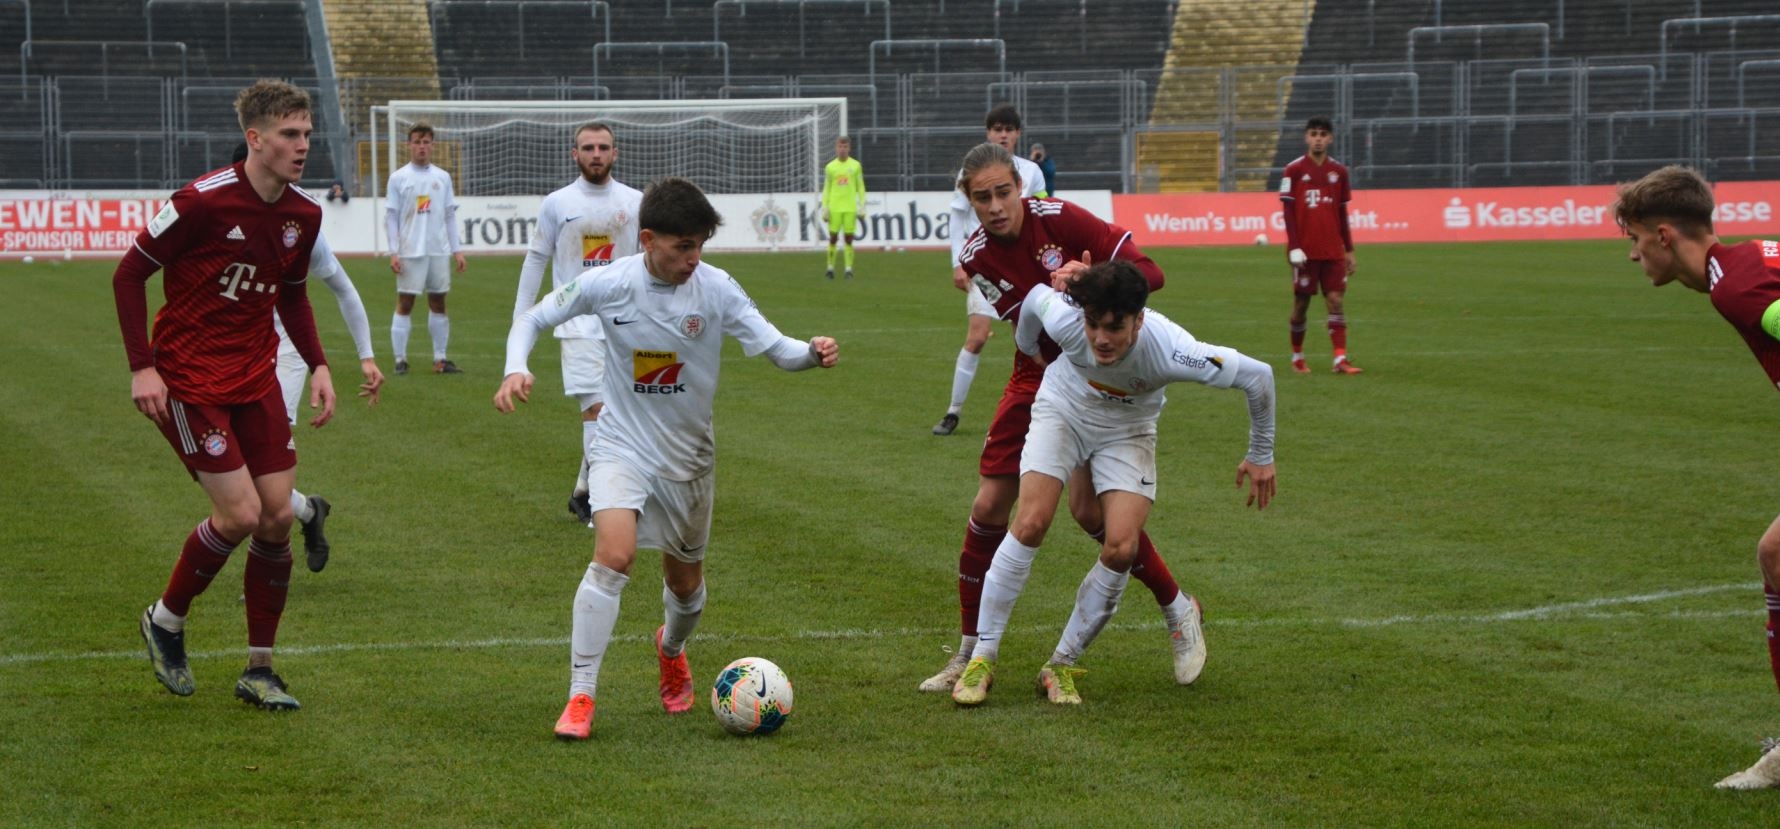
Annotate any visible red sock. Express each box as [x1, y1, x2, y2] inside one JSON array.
[[1329, 315, 1347, 359], [1130, 532, 1181, 605], [959, 519, 1006, 636], [1766, 585, 1780, 694], [1087, 529, 1180, 606], [244, 537, 294, 649], [1290, 322, 1306, 353], [160, 519, 240, 617]]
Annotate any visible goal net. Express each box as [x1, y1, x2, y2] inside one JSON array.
[[374, 98, 848, 198]]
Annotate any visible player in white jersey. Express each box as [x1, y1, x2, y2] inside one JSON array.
[[385, 122, 468, 375], [232, 142, 385, 572], [933, 104, 1049, 437], [494, 178, 840, 740], [952, 260, 1278, 706], [275, 230, 386, 571], [512, 122, 642, 525]]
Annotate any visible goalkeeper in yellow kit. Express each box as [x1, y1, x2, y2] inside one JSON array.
[[820, 136, 866, 279]]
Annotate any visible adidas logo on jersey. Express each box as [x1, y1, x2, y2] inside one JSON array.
[[226, 226, 246, 241]]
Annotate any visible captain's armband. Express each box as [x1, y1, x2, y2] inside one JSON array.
[[1762, 299, 1780, 342]]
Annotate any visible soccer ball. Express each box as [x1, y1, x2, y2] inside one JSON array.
[[1253, 233, 1270, 246], [21, 255, 33, 264], [711, 656, 794, 735]]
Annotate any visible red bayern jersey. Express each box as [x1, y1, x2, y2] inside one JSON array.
[[958, 198, 1163, 386], [958, 198, 1160, 322], [130, 164, 322, 404], [1707, 239, 1780, 389], [1279, 154, 1352, 260]]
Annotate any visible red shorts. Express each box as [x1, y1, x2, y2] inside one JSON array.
[[1293, 259, 1348, 296], [979, 372, 1040, 478], [155, 387, 296, 480]]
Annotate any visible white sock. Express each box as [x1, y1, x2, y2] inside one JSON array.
[[151, 599, 185, 632], [955, 634, 978, 660], [573, 420, 597, 495], [949, 348, 980, 413], [428, 313, 450, 362], [972, 535, 1039, 663], [660, 581, 706, 657], [290, 489, 314, 523], [570, 562, 629, 699], [1050, 561, 1130, 665], [391, 312, 411, 361], [1161, 591, 1191, 626]]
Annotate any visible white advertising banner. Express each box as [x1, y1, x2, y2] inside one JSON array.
[[0, 189, 1117, 258]]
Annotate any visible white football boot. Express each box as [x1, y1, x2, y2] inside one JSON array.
[[1716, 738, 1780, 790], [1168, 594, 1208, 685]]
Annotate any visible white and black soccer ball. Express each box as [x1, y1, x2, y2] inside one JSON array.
[[711, 656, 793, 736], [1253, 233, 1270, 246]]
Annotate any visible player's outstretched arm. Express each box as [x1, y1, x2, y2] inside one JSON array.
[[307, 364, 336, 428], [493, 372, 534, 413]]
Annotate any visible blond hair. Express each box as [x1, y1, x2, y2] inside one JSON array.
[[1613, 165, 1715, 238], [234, 80, 311, 134]]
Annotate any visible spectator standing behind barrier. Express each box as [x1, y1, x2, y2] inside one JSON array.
[[1029, 143, 1057, 196]]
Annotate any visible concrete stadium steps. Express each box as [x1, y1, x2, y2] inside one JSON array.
[[322, 0, 441, 148], [1141, 0, 1311, 192]]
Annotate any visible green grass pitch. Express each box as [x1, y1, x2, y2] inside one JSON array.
[[3, 239, 1779, 826]]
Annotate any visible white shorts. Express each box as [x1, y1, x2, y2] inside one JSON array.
[[966, 282, 996, 318], [1021, 396, 1158, 500], [586, 456, 714, 563], [396, 254, 451, 295], [561, 337, 605, 409], [276, 337, 306, 425]]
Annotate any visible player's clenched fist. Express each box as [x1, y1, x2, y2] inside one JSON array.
[[809, 336, 839, 368]]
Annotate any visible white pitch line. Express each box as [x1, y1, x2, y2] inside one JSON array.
[[0, 582, 1759, 667]]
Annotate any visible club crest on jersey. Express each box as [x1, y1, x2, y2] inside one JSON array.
[[200, 428, 229, 457], [281, 221, 301, 248], [1038, 244, 1066, 272], [1129, 377, 1152, 393], [581, 234, 615, 268], [1328, 171, 1341, 184], [633, 349, 687, 394], [679, 314, 706, 339]]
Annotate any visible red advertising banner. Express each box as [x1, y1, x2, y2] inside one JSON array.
[[1115, 181, 1780, 247], [0, 198, 169, 255]]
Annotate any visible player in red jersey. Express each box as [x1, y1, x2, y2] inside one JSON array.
[[918, 142, 1211, 692], [113, 79, 334, 711], [1616, 164, 1780, 789], [1279, 116, 1360, 375]]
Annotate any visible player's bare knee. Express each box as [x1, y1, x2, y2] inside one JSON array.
[[427, 294, 447, 314], [1098, 536, 1141, 570], [1758, 527, 1780, 585], [1010, 509, 1053, 547], [663, 567, 703, 599], [257, 502, 295, 539]]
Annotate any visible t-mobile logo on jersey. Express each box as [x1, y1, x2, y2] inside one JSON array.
[[216, 262, 273, 301]]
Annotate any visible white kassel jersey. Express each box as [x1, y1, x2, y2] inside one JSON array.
[[384, 162, 460, 257], [514, 177, 642, 340], [949, 154, 1047, 267], [275, 231, 375, 360], [1017, 284, 1276, 464], [507, 253, 819, 480]]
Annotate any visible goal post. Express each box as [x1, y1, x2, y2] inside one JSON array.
[[376, 98, 847, 198]]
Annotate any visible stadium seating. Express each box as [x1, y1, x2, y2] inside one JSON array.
[[1, 0, 1777, 192]]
